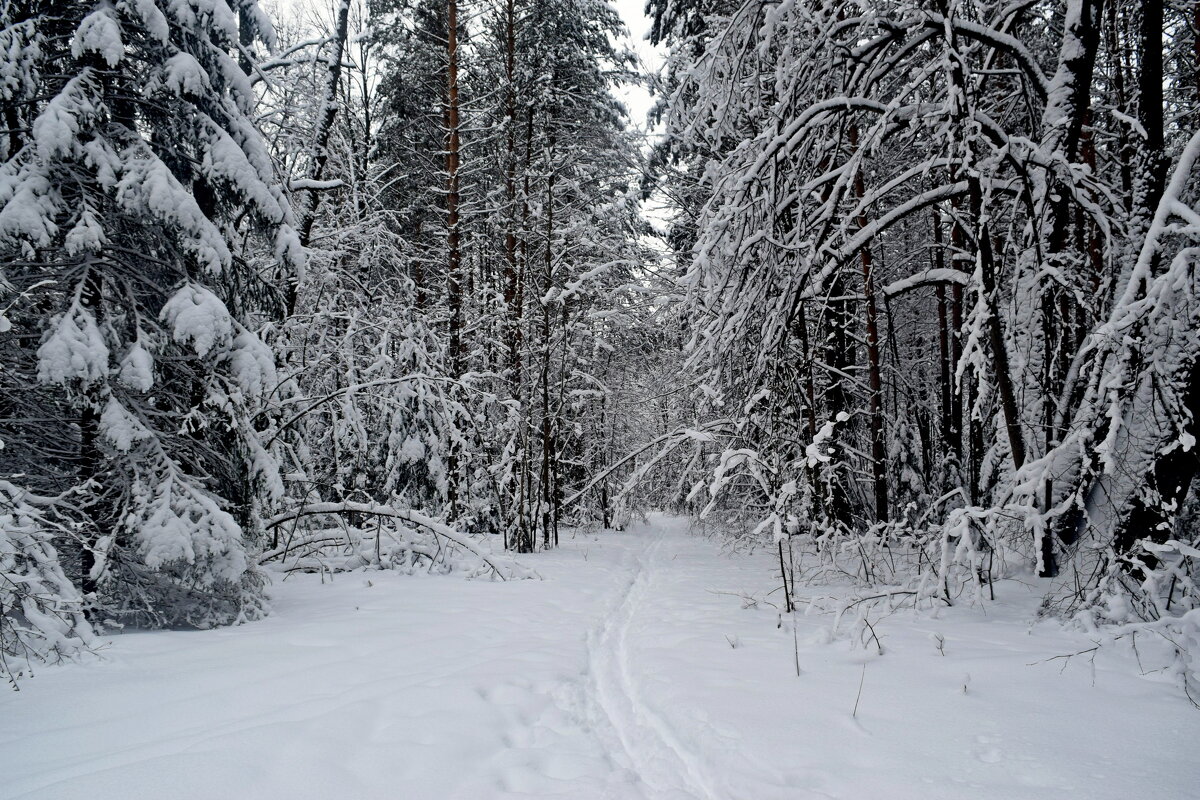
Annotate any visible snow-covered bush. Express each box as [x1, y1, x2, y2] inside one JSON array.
[[0, 483, 94, 685]]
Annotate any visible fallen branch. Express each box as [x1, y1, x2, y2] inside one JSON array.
[[264, 502, 534, 580], [259, 532, 351, 563]]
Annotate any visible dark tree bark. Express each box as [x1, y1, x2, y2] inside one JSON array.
[[291, 0, 351, 315], [502, 0, 523, 389], [1113, 363, 1200, 562], [445, 0, 463, 377], [932, 210, 957, 460], [849, 125, 889, 523], [1138, 0, 1167, 213]]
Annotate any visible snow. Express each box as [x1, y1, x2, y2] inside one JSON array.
[[0, 171, 58, 248], [227, 327, 276, 397], [125, 0, 171, 43], [131, 472, 246, 581], [1, 516, 1196, 799], [115, 151, 232, 275], [70, 6, 124, 68], [99, 397, 151, 451], [805, 413, 847, 466], [63, 208, 105, 255], [31, 72, 95, 162], [162, 53, 211, 97], [0, 482, 94, 675], [36, 302, 109, 385], [160, 283, 232, 357], [118, 337, 154, 391]]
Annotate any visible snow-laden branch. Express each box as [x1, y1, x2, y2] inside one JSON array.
[[561, 419, 736, 510], [288, 178, 344, 192], [250, 36, 340, 85], [882, 268, 971, 298], [835, 182, 970, 260], [917, 13, 1051, 101], [264, 502, 535, 580]]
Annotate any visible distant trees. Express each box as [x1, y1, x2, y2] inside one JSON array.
[[218, 0, 654, 572], [353, 0, 649, 551]]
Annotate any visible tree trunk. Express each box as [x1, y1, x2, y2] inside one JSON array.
[[932, 208, 955, 458], [291, 0, 350, 315], [502, 0, 522, 389], [539, 134, 556, 549], [1112, 362, 1200, 561], [78, 270, 104, 599], [1138, 0, 1167, 213], [443, 0, 464, 516], [972, 180, 1026, 472], [445, 0, 463, 377], [849, 124, 889, 523]]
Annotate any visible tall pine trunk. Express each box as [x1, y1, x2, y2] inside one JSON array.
[[502, 0, 522, 389], [445, 0, 463, 376], [849, 125, 889, 523]]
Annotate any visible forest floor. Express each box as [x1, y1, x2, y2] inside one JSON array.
[[1, 515, 1196, 799]]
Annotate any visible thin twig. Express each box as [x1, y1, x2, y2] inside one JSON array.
[[852, 663, 867, 717]]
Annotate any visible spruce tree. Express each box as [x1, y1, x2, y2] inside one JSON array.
[[0, 0, 301, 629]]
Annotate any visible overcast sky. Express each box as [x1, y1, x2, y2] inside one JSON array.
[[272, 0, 663, 128], [609, 0, 663, 131]]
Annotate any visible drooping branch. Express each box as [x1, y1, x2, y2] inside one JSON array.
[[264, 502, 535, 580]]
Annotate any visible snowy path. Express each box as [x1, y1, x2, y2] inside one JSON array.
[[2, 515, 1197, 799], [587, 530, 721, 800]]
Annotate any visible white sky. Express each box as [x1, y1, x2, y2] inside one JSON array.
[[610, 0, 664, 131], [608, 0, 672, 235], [271, 0, 662, 128]]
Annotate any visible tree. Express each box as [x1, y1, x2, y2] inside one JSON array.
[[647, 0, 1200, 638], [0, 0, 300, 630]]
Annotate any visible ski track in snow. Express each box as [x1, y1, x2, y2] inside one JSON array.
[[2, 514, 1198, 800], [586, 530, 720, 800]]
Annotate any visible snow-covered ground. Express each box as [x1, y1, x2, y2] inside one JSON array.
[[2, 516, 1196, 799]]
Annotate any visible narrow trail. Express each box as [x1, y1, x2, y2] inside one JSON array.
[[586, 530, 722, 800]]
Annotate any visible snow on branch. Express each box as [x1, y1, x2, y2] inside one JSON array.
[[560, 420, 736, 510], [288, 178, 344, 192], [263, 502, 535, 581], [882, 268, 971, 298]]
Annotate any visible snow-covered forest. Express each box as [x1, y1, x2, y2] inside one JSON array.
[[1, 0, 1199, 795]]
